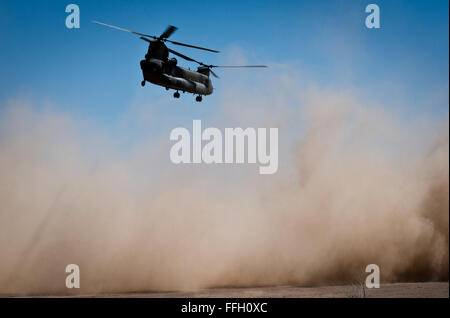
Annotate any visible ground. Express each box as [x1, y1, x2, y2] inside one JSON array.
[[51, 282, 448, 298]]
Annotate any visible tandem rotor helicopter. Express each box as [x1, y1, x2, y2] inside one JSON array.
[[93, 21, 267, 102]]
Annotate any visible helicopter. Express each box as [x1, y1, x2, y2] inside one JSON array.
[[93, 21, 267, 102]]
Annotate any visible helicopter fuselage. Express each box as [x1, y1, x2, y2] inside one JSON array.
[[140, 40, 213, 96], [92, 21, 266, 102], [140, 58, 213, 96]]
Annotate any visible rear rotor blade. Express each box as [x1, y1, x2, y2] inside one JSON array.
[[92, 20, 156, 39], [209, 65, 268, 68], [168, 49, 220, 78], [166, 39, 220, 53], [209, 69, 220, 79], [168, 48, 205, 66], [206, 65, 267, 78], [168, 48, 203, 65], [159, 25, 177, 39]]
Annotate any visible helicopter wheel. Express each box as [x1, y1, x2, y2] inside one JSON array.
[[174, 91, 180, 99], [141, 80, 145, 87], [195, 95, 202, 102]]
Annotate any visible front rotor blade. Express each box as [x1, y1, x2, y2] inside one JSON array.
[[93, 20, 219, 53], [168, 48, 203, 65], [140, 36, 152, 43], [92, 20, 156, 39], [159, 25, 177, 39], [166, 39, 220, 53]]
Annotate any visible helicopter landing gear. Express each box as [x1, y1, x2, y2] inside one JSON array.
[[195, 95, 202, 102], [173, 91, 180, 98], [141, 80, 145, 87]]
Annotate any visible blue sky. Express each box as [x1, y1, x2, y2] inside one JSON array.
[[0, 0, 448, 134]]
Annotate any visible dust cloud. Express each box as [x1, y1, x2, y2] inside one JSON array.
[[0, 79, 448, 295]]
